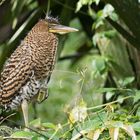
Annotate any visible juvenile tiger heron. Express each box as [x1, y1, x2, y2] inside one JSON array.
[[0, 16, 78, 127]]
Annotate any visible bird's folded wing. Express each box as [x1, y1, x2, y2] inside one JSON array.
[[0, 45, 34, 104]]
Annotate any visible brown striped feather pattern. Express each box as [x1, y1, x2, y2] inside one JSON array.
[[0, 20, 58, 110]]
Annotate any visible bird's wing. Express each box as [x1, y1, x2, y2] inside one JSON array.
[[0, 45, 34, 105]]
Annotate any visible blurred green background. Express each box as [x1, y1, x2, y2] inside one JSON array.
[[1, 0, 140, 139]]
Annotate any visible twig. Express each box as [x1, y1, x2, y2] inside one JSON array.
[[87, 96, 133, 110], [3, 137, 30, 140], [52, 0, 88, 16], [0, 113, 16, 124]]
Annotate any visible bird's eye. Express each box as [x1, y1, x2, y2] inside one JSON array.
[[48, 23, 57, 29]]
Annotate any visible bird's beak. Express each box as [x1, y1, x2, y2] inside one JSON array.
[[49, 24, 78, 34]]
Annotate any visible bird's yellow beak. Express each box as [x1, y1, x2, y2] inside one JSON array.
[[49, 24, 78, 34]]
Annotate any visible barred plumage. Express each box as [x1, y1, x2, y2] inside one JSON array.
[[0, 17, 78, 127], [0, 20, 58, 110]]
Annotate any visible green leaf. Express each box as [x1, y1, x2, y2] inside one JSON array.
[[32, 136, 46, 140], [93, 57, 106, 73], [8, 9, 38, 45], [134, 90, 140, 102], [104, 30, 117, 39], [118, 77, 135, 87], [42, 122, 56, 130], [132, 122, 140, 132], [92, 88, 116, 93], [109, 121, 124, 128], [30, 118, 41, 128], [76, 0, 97, 12], [11, 0, 26, 29], [11, 131, 36, 138]]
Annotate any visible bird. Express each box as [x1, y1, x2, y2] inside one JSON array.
[[0, 16, 78, 127]]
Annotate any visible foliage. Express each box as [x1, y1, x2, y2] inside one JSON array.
[[0, 0, 140, 139]]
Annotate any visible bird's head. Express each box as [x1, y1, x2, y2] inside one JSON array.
[[45, 16, 78, 34]]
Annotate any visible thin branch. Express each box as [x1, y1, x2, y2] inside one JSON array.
[[106, 17, 140, 50], [0, 113, 16, 124], [87, 96, 132, 110], [52, 0, 88, 16]]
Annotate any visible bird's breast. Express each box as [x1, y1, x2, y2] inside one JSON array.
[[34, 57, 55, 80], [32, 34, 58, 80]]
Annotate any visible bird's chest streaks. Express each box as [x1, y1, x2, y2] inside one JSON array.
[[33, 41, 58, 80], [34, 58, 55, 79]]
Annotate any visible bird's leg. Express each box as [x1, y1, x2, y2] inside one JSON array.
[[21, 99, 29, 128], [37, 87, 49, 103], [37, 77, 50, 103]]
